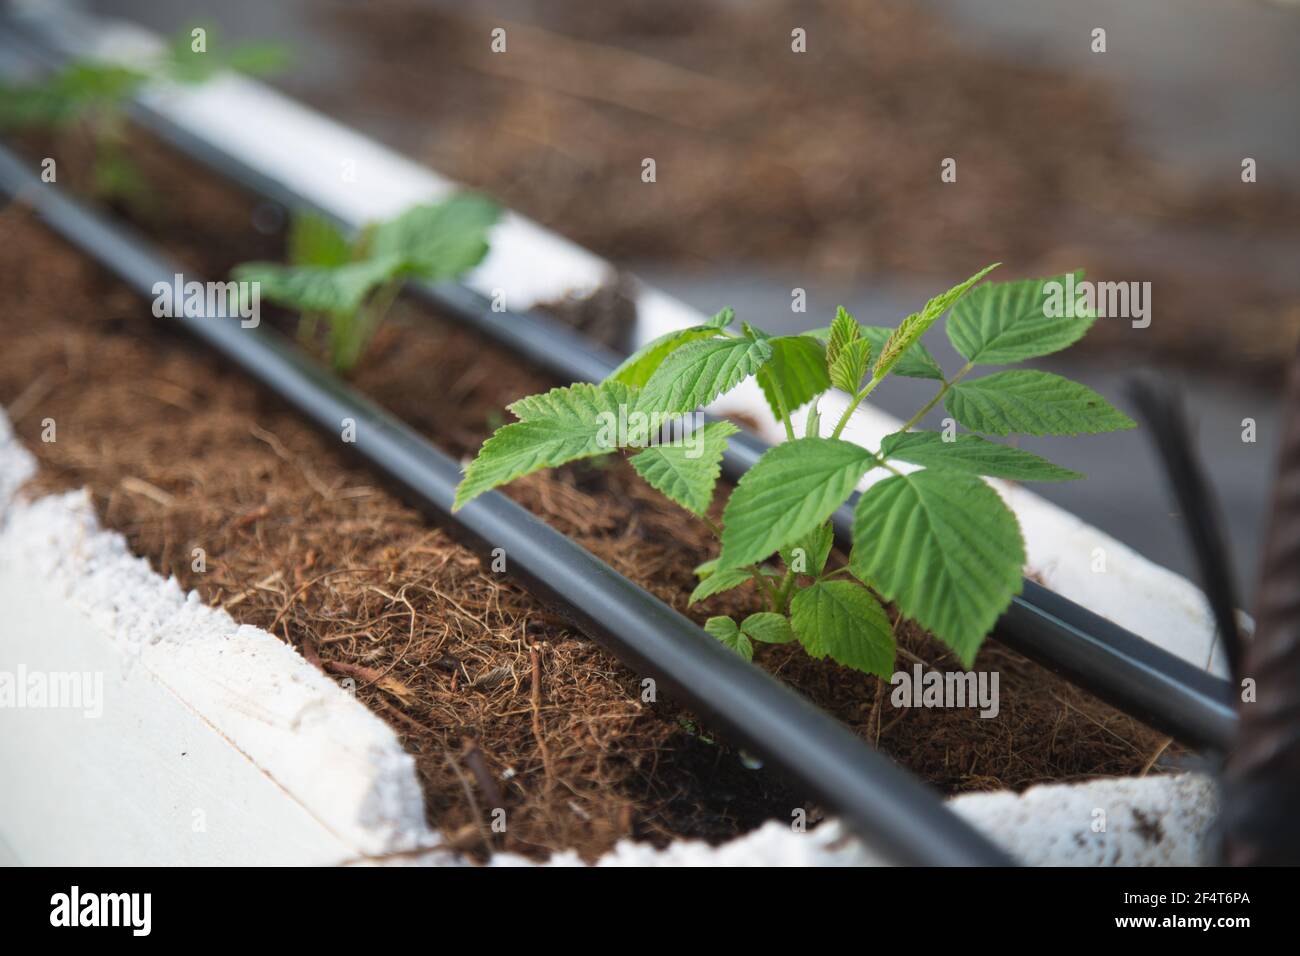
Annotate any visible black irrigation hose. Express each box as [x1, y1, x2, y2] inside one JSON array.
[[0, 143, 1015, 866], [112, 114, 1240, 754], [0, 16, 1239, 750]]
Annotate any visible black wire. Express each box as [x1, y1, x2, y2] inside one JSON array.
[[1129, 376, 1244, 682]]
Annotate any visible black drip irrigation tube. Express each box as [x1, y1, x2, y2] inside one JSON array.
[[70, 70, 1241, 753], [0, 143, 1017, 865]]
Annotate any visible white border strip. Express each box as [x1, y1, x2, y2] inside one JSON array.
[[0, 410, 436, 864]]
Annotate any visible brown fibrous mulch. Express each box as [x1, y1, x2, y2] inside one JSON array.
[[1, 140, 1181, 861], [316, 0, 1300, 376]]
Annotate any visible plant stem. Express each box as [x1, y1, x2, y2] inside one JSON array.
[[897, 361, 973, 433], [336, 279, 403, 371], [768, 374, 797, 442], [830, 375, 883, 440], [749, 567, 780, 609], [298, 311, 321, 349], [774, 569, 796, 614]]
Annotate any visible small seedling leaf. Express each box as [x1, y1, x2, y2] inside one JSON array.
[[829, 336, 871, 394], [780, 523, 835, 576], [689, 567, 752, 605], [705, 616, 752, 660], [874, 263, 999, 379], [289, 212, 353, 269], [825, 306, 861, 370], [741, 612, 796, 645], [805, 324, 944, 380], [369, 194, 499, 281], [790, 581, 895, 677], [0, 63, 147, 128], [233, 256, 401, 316]]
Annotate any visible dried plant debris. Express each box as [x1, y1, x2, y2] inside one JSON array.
[[320, 0, 1300, 375]]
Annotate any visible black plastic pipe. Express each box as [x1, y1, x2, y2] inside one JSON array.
[[0, 18, 1239, 752], [0, 142, 1015, 865], [137, 94, 1238, 753]]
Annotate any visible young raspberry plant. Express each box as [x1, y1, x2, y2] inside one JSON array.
[[453, 265, 1135, 674], [0, 27, 288, 204], [233, 196, 498, 372]]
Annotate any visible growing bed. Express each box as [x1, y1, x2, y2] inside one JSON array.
[[0, 8, 1233, 866]]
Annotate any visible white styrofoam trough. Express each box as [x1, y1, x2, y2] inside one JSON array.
[[0, 5, 1222, 865], [0, 408, 1217, 865]]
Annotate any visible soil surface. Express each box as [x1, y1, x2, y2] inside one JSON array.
[[0, 135, 1181, 861]]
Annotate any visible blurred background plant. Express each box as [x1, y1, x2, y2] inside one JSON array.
[[0, 23, 287, 206], [234, 197, 498, 373]]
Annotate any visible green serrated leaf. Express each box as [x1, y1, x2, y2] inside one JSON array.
[[233, 256, 402, 316], [880, 432, 1083, 481], [804, 400, 822, 438], [756, 335, 832, 419], [780, 523, 835, 576], [806, 325, 944, 380], [706, 307, 736, 330], [288, 212, 353, 269], [689, 568, 751, 605], [948, 273, 1095, 365], [165, 25, 291, 84], [92, 149, 147, 204], [630, 421, 738, 517], [790, 581, 895, 677], [719, 438, 876, 569], [507, 381, 634, 425], [0, 62, 147, 128], [694, 558, 719, 578], [741, 612, 796, 645], [607, 326, 726, 388], [640, 337, 773, 414], [453, 382, 637, 509], [223, 41, 293, 77], [874, 264, 1000, 379], [368, 194, 499, 281], [825, 306, 861, 370], [946, 370, 1136, 437], [859, 326, 945, 380], [705, 616, 752, 660], [851, 470, 1024, 665], [829, 337, 871, 393]]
